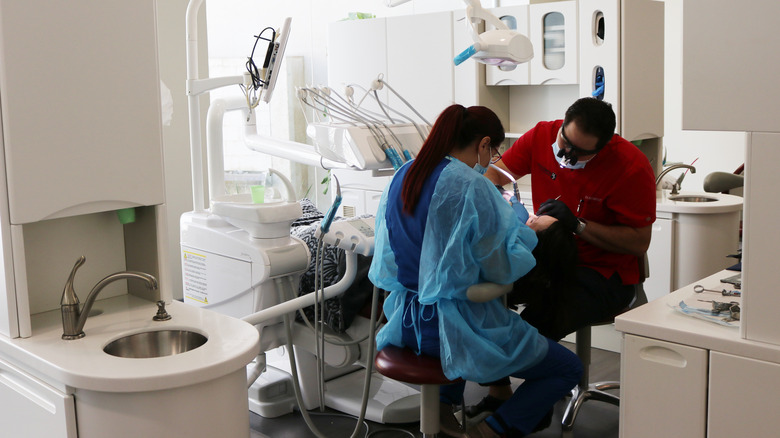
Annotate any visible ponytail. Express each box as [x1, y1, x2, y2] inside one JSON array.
[[401, 104, 504, 214]]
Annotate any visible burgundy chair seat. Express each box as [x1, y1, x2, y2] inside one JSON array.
[[374, 345, 462, 386]]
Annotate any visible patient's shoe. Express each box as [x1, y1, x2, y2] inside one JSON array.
[[440, 402, 464, 437], [464, 395, 506, 421], [464, 420, 504, 438]]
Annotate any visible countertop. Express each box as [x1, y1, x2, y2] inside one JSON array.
[[655, 190, 743, 214], [0, 295, 260, 392], [615, 270, 780, 365]]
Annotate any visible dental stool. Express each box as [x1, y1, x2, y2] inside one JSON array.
[[560, 284, 648, 438], [375, 345, 463, 438]]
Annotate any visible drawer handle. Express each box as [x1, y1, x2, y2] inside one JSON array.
[[639, 346, 687, 368]]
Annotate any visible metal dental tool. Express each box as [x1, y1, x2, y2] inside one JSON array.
[[489, 163, 521, 201], [693, 284, 740, 296]]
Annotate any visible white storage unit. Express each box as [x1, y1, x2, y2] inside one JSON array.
[[529, 1, 578, 85], [578, 0, 664, 141], [0, 0, 165, 225], [0, 356, 77, 438], [679, 1, 780, 346], [616, 273, 780, 437], [485, 5, 531, 86], [708, 352, 780, 438], [742, 133, 780, 345], [620, 334, 707, 438], [643, 213, 674, 301], [0, 0, 168, 339]]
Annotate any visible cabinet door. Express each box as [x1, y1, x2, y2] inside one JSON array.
[[387, 12, 454, 123], [0, 357, 77, 437], [529, 1, 578, 85], [327, 17, 388, 106], [485, 6, 530, 86], [620, 335, 707, 438], [0, 1, 164, 224], [578, 0, 619, 108], [644, 214, 674, 302], [709, 352, 780, 438]]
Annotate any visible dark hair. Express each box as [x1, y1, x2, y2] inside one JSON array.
[[401, 104, 504, 214], [563, 97, 616, 150]]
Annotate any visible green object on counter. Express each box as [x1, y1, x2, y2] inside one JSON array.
[[250, 185, 266, 204], [344, 12, 375, 20], [117, 208, 136, 224]]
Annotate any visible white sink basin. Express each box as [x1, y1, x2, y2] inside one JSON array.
[[657, 191, 743, 214]]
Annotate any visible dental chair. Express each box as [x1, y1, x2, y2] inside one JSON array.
[[560, 255, 649, 438]]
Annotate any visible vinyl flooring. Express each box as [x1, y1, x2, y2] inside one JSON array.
[[249, 341, 620, 438]]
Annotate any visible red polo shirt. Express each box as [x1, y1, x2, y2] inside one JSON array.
[[502, 120, 656, 284]]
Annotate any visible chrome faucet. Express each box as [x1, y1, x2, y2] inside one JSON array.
[[61, 256, 159, 340], [655, 164, 696, 195]]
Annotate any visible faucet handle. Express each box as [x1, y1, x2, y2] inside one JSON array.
[[61, 256, 86, 306], [153, 300, 172, 321]]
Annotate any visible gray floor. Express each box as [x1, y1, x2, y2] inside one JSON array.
[[249, 342, 620, 438]]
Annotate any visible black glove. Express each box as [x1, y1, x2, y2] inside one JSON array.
[[537, 199, 577, 233]]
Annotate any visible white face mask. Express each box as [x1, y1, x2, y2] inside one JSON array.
[[473, 145, 488, 174], [552, 141, 588, 170]]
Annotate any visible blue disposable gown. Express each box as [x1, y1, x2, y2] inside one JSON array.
[[369, 157, 549, 383]]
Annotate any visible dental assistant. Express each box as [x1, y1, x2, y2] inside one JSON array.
[[369, 104, 582, 438]]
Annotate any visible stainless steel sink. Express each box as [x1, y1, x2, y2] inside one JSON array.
[[669, 195, 718, 202], [104, 330, 207, 359]]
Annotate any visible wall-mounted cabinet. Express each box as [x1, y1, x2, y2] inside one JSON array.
[[486, 6, 531, 86], [0, 1, 165, 225], [529, 1, 578, 85], [0, 0, 167, 338], [578, 0, 664, 141]]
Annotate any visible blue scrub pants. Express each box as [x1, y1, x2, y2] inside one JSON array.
[[400, 293, 583, 436]]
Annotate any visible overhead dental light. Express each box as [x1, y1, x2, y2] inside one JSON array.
[[385, 0, 533, 70], [455, 0, 534, 70]]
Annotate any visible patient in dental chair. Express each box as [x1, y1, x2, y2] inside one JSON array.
[[291, 198, 375, 333]]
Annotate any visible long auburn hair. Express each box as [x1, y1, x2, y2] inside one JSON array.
[[401, 104, 504, 214]]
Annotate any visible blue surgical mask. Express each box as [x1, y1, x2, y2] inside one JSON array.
[[552, 141, 588, 170], [473, 162, 488, 175]]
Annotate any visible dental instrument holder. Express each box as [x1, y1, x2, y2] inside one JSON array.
[[60, 256, 160, 340], [319, 175, 342, 235]]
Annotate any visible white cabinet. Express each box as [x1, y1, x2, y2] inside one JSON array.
[[742, 133, 780, 345], [578, 0, 664, 141], [0, 1, 165, 224], [0, 356, 77, 437], [682, 0, 780, 132], [708, 352, 780, 438], [327, 18, 389, 108], [0, 0, 168, 339], [485, 6, 531, 86], [620, 334, 708, 438], [387, 13, 455, 123], [529, 1, 578, 85], [644, 213, 674, 302]]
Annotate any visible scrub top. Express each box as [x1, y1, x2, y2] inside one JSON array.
[[369, 157, 549, 383]]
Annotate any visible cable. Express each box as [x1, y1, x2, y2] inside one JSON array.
[[241, 27, 277, 110]]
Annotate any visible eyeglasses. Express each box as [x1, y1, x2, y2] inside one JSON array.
[[490, 147, 503, 164], [560, 125, 599, 157]]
